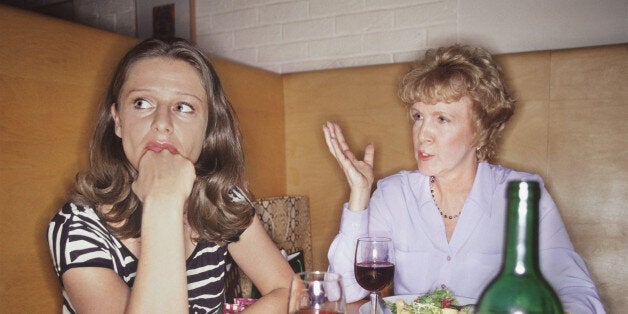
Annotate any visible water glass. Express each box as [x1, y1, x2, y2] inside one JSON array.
[[288, 271, 346, 314]]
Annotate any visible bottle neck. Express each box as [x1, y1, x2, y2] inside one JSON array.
[[503, 183, 540, 275]]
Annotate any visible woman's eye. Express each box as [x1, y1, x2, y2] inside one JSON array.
[[411, 113, 422, 121], [133, 99, 151, 109], [438, 116, 449, 123], [175, 103, 194, 113]]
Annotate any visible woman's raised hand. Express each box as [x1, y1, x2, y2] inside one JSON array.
[[323, 121, 374, 211], [131, 150, 196, 210]]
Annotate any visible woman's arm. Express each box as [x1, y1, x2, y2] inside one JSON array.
[[62, 150, 193, 313], [124, 150, 194, 313], [62, 268, 131, 313], [59, 197, 189, 313], [126, 197, 188, 313], [327, 206, 370, 302], [322, 121, 381, 301], [228, 215, 294, 313]]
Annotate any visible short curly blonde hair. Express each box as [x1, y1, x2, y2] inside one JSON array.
[[399, 44, 515, 161]]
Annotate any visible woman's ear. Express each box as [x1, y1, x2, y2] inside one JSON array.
[[110, 103, 122, 138]]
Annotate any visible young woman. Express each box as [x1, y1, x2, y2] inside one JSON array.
[[47, 38, 293, 313]]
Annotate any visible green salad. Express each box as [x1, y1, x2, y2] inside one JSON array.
[[384, 288, 475, 314]]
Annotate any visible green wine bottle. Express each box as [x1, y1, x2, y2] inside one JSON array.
[[476, 180, 563, 314]]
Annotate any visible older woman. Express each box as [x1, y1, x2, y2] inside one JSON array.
[[324, 44, 604, 313], [47, 38, 293, 313]]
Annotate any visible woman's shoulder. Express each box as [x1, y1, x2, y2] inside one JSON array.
[[189, 240, 228, 264], [379, 169, 424, 183], [47, 202, 129, 280], [49, 202, 107, 234], [376, 170, 424, 188], [481, 162, 543, 185], [374, 170, 427, 198], [51, 201, 99, 220]]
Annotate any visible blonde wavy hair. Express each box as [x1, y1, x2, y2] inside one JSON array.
[[71, 38, 253, 245], [399, 44, 515, 161]]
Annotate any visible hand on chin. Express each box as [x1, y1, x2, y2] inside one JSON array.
[[131, 149, 196, 205]]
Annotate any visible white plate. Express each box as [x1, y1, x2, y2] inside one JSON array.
[[358, 294, 476, 314]]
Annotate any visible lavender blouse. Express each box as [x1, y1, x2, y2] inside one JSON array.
[[327, 162, 605, 314]]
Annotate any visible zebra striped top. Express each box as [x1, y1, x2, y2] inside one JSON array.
[[47, 202, 227, 314]]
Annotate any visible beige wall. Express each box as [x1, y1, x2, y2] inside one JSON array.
[[545, 46, 627, 313], [212, 58, 287, 198], [285, 46, 628, 312], [0, 6, 138, 312], [1, 4, 626, 313], [284, 63, 415, 272]]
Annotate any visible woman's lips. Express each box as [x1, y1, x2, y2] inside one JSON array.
[[418, 151, 432, 161], [146, 142, 179, 154]]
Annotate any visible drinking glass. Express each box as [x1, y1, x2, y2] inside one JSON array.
[[288, 271, 346, 314], [355, 237, 395, 314]]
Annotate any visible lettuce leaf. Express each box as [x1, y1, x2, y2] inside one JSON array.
[[416, 288, 457, 308]]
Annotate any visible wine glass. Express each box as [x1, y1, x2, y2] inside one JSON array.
[[288, 271, 346, 314], [355, 237, 395, 314]]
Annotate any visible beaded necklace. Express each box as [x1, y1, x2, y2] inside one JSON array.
[[429, 176, 461, 220]]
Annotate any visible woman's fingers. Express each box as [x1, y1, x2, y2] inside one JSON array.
[[324, 122, 354, 166], [322, 121, 375, 210], [132, 150, 196, 203], [330, 123, 351, 153], [322, 123, 338, 154], [322, 123, 333, 150], [363, 143, 375, 167], [323, 122, 346, 161], [322, 121, 375, 183]]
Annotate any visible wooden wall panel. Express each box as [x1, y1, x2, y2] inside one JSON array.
[[495, 51, 551, 176], [284, 64, 415, 271], [0, 5, 139, 312], [547, 45, 628, 311], [211, 59, 286, 198]]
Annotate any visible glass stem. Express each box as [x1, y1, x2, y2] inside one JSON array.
[[370, 292, 380, 314]]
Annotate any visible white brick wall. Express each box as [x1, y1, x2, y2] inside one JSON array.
[[195, 0, 456, 73], [193, 0, 627, 74], [75, 0, 136, 37], [72, 0, 627, 74]]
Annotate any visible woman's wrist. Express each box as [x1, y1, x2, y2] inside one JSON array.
[[348, 188, 371, 211], [141, 195, 187, 216]]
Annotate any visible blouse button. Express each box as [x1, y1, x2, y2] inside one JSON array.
[[441, 284, 447, 289], [446, 255, 451, 261]]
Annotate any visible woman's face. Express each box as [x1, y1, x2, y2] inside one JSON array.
[[411, 96, 477, 179], [111, 56, 209, 170]]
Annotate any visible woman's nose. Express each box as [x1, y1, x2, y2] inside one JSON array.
[[151, 105, 173, 133], [415, 121, 432, 143]]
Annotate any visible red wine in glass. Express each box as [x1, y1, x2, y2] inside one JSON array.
[[355, 237, 395, 314], [355, 261, 395, 292]]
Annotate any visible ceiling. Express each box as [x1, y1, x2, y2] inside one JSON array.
[[1, 0, 74, 20]]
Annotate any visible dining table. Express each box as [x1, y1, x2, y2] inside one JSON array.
[[346, 299, 368, 314], [346, 298, 572, 314]]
